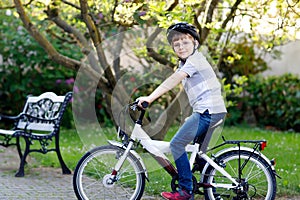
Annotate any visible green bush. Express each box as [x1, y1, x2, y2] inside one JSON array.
[[243, 74, 300, 132], [0, 10, 77, 128]]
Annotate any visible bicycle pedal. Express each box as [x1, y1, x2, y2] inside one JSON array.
[[213, 193, 223, 200], [194, 190, 204, 195]]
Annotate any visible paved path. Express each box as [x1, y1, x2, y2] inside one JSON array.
[[0, 146, 76, 200], [0, 146, 160, 200]]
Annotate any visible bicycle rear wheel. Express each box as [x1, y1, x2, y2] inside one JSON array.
[[203, 150, 276, 200], [73, 145, 146, 200]]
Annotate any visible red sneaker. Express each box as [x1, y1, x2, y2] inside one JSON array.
[[161, 189, 192, 200]]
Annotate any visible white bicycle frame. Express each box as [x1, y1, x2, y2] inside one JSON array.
[[109, 122, 239, 189]]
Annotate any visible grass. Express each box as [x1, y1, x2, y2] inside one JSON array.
[[220, 126, 300, 197], [29, 125, 300, 197]]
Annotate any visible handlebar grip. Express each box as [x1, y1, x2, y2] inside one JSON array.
[[141, 101, 149, 109]]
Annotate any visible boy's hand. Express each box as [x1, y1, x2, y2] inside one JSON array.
[[136, 96, 151, 108]]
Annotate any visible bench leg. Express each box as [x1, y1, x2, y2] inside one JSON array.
[[16, 137, 24, 161], [55, 134, 71, 174], [15, 137, 30, 177]]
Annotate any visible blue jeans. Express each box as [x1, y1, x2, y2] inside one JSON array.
[[170, 111, 225, 192]]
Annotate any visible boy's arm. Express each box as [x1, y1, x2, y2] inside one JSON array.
[[138, 71, 187, 106]]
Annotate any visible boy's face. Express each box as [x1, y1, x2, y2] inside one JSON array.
[[171, 33, 195, 60]]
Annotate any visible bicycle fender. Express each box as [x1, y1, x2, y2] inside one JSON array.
[[107, 140, 149, 180], [200, 146, 274, 182]]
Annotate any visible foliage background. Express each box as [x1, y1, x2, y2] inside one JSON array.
[[0, 0, 299, 133], [0, 1, 299, 198], [225, 74, 300, 132]]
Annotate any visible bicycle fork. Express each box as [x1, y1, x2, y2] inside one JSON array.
[[108, 141, 135, 183]]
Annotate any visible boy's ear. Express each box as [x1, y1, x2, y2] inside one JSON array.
[[194, 40, 199, 49]]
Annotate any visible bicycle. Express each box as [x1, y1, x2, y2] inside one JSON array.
[[73, 101, 278, 200]]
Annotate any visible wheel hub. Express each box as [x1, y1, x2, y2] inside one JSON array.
[[233, 179, 250, 199], [102, 174, 116, 188]]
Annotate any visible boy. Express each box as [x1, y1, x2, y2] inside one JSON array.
[[137, 22, 227, 200]]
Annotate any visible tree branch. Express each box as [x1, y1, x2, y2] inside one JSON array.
[[112, 26, 127, 80], [14, 0, 76, 69], [194, 1, 206, 44], [214, 0, 243, 69], [215, 0, 243, 42], [45, 7, 105, 76], [0, 0, 33, 9], [61, 0, 81, 10], [146, 28, 175, 68], [201, 0, 220, 43], [79, 0, 116, 88], [13, 0, 105, 86], [145, 0, 179, 68]]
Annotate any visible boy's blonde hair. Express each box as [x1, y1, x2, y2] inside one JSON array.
[[171, 32, 194, 45]]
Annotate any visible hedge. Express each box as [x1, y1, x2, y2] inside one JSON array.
[[227, 73, 300, 132]]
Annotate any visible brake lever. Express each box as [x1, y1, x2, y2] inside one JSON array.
[[130, 104, 138, 111], [129, 101, 149, 111]]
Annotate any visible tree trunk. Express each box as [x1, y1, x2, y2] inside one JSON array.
[[13, 0, 188, 141], [145, 89, 191, 140]]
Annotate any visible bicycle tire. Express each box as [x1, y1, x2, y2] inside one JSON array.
[[203, 150, 276, 200], [73, 145, 146, 200]]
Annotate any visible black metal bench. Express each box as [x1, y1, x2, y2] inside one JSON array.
[[0, 92, 72, 177]]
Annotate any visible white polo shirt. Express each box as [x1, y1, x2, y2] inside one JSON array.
[[178, 51, 227, 114]]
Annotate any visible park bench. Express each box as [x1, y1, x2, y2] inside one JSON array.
[[0, 92, 72, 177]]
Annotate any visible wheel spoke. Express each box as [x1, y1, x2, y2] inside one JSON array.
[[202, 150, 276, 200], [73, 145, 145, 200]]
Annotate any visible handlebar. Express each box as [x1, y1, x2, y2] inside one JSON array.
[[129, 101, 149, 125], [129, 101, 149, 110], [141, 101, 149, 109]]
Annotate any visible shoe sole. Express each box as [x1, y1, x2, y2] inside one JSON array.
[[161, 192, 194, 200]]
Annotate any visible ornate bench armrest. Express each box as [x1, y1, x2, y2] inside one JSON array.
[[0, 114, 21, 123]]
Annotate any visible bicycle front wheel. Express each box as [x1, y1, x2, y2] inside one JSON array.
[[203, 150, 276, 200], [73, 145, 146, 200]]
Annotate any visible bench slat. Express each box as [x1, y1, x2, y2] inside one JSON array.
[[17, 122, 55, 131], [0, 129, 15, 135], [26, 92, 65, 103]]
